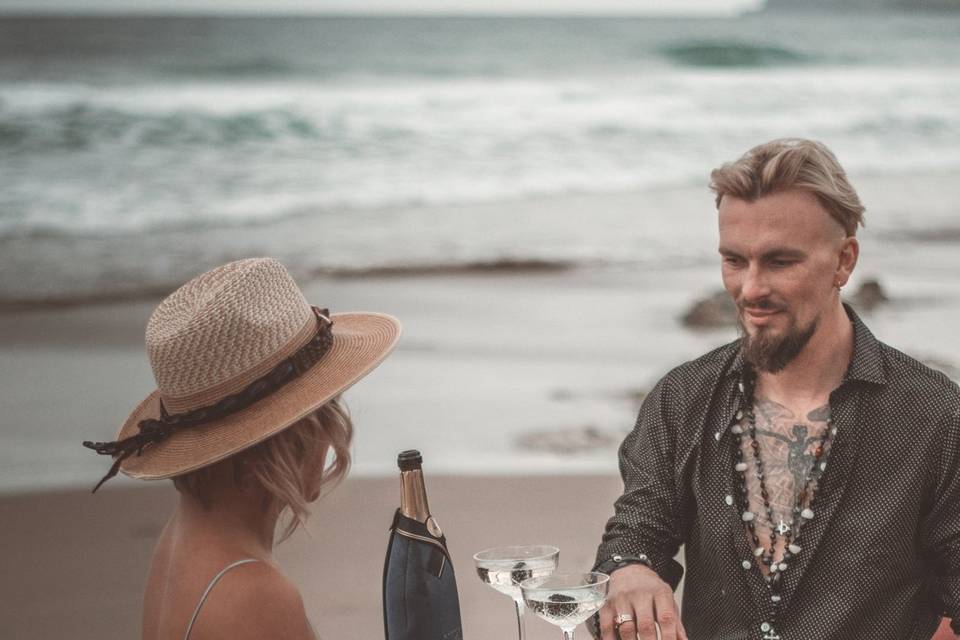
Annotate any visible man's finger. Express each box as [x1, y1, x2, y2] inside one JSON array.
[[629, 594, 658, 640], [598, 602, 618, 640], [653, 588, 681, 640], [609, 601, 638, 640], [617, 619, 638, 640]]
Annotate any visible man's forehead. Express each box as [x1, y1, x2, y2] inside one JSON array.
[[717, 189, 844, 241]]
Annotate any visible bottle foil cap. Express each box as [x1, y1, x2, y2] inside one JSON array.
[[397, 449, 423, 471]]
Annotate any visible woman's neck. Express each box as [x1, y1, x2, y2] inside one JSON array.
[[173, 470, 280, 558]]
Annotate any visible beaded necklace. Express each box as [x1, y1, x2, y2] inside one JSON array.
[[732, 372, 837, 613]]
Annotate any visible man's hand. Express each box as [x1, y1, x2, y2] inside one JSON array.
[[599, 564, 687, 640]]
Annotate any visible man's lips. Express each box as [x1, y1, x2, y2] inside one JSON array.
[[742, 307, 783, 324]]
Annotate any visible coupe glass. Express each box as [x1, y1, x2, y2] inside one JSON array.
[[521, 571, 610, 640], [474, 545, 560, 640]]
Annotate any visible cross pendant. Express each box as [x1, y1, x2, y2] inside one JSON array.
[[775, 520, 791, 536]]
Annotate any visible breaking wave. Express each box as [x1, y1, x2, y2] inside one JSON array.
[[660, 41, 813, 67]]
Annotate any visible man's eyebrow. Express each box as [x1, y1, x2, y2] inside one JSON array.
[[761, 248, 807, 260], [717, 247, 807, 259]]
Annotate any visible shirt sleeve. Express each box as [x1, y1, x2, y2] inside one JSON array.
[[594, 374, 685, 590], [922, 405, 960, 633]]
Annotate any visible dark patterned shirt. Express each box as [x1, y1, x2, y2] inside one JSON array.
[[594, 306, 960, 639]]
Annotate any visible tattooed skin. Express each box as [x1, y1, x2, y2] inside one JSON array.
[[739, 397, 833, 571]]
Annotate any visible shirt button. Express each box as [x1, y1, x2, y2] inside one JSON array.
[[761, 622, 771, 632], [741, 560, 751, 569], [612, 555, 622, 563], [724, 494, 733, 506]]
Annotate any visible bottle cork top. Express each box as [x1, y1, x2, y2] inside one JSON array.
[[397, 449, 422, 471]]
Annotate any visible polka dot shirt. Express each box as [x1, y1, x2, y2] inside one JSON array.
[[594, 306, 960, 639]]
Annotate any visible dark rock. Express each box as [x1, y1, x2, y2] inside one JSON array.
[[549, 387, 647, 405], [847, 279, 889, 312], [620, 388, 648, 405], [682, 290, 737, 329], [682, 279, 890, 328], [515, 425, 622, 455], [550, 388, 575, 401]]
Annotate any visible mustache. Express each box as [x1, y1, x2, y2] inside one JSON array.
[[737, 299, 786, 313]]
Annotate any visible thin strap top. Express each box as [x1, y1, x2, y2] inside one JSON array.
[[183, 558, 259, 640]]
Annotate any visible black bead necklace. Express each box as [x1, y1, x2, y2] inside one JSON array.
[[732, 372, 836, 607]]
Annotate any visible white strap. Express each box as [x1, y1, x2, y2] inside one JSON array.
[[183, 559, 259, 640]]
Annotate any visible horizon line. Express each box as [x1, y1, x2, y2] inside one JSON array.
[[0, 8, 762, 18]]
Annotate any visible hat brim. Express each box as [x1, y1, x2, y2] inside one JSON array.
[[117, 312, 401, 480]]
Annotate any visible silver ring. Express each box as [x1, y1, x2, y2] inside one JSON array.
[[614, 613, 634, 627]]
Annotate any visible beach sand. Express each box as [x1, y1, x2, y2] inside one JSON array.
[[4, 172, 960, 490], [0, 262, 736, 494], [0, 475, 631, 639]]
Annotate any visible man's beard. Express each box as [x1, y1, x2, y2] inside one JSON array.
[[737, 308, 818, 374]]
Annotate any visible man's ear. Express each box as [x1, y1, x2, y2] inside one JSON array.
[[835, 236, 859, 288]]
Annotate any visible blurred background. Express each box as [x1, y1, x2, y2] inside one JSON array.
[[2, 1, 960, 637], [1, 0, 959, 507]]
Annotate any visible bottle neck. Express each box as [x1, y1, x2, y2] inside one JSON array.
[[399, 468, 431, 522]]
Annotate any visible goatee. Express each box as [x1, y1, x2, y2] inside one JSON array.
[[738, 312, 817, 374]]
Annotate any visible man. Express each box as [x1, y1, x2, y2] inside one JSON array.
[[592, 139, 960, 640]]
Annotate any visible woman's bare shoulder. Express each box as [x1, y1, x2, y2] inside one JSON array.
[[189, 561, 316, 640]]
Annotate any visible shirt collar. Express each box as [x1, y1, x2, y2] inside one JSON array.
[[724, 303, 887, 387]]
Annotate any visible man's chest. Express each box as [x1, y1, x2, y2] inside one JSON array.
[[734, 396, 836, 570], [740, 396, 834, 517], [687, 383, 936, 593]]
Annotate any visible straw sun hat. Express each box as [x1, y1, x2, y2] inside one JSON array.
[[83, 257, 401, 492]]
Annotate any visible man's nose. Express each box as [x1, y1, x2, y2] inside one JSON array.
[[740, 263, 770, 302]]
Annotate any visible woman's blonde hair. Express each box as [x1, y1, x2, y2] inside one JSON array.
[[173, 396, 353, 542], [709, 138, 865, 236]]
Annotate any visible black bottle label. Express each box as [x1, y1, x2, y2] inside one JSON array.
[[383, 510, 463, 640]]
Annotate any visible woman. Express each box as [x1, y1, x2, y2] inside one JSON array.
[[82, 257, 401, 639]]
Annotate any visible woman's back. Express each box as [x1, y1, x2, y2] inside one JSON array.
[[142, 514, 317, 640]]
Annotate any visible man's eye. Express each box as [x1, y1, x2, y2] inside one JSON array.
[[770, 259, 795, 267]]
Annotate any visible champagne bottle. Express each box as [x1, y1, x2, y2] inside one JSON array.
[[383, 450, 463, 640]]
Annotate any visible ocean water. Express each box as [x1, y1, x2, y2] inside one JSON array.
[[1, 13, 960, 303]]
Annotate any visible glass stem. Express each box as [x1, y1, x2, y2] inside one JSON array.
[[562, 627, 575, 640], [513, 599, 526, 640]]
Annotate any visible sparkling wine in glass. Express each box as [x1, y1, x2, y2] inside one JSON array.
[[521, 571, 610, 640], [474, 545, 560, 640]]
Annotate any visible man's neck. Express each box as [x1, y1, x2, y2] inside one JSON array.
[[756, 302, 854, 405]]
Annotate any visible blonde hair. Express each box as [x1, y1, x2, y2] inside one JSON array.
[[173, 396, 353, 543], [710, 138, 865, 236]]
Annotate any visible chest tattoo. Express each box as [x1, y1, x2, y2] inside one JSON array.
[[739, 398, 832, 534]]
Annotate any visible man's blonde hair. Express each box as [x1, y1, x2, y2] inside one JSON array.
[[710, 138, 865, 236], [173, 396, 353, 543]]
